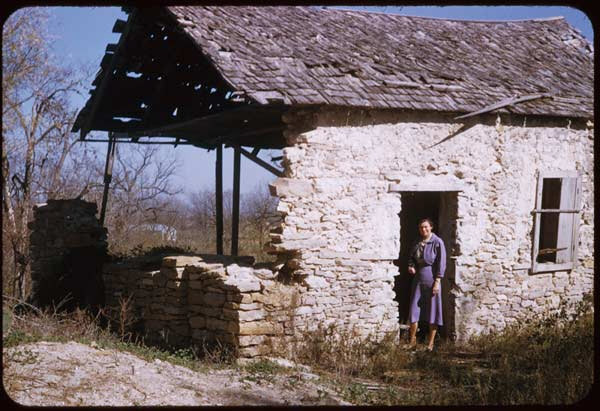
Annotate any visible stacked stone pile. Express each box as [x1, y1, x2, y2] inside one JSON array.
[[28, 199, 107, 310], [102, 254, 303, 357], [102, 255, 163, 340]]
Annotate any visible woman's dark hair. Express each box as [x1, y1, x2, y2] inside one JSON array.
[[418, 218, 434, 229]]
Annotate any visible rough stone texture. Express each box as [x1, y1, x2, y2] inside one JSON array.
[[28, 199, 107, 311], [101, 109, 593, 351], [271, 107, 594, 341], [103, 255, 303, 357]]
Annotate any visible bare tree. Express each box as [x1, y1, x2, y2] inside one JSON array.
[[2, 9, 186, 296], [2, 9, 97, 299], [186, 188, 232, 253], [183, 182, 279, 260], [95, 144, 182, 254], [241, 182, 279, 260]]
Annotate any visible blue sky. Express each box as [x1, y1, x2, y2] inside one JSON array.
[[37, 6, 594, 197]]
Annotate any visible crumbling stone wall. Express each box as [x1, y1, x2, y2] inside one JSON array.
[[97, 107, 593, 352], [271, 108, 594, 340], [103, 255, 302, 357], [28, 199, 107, 311]]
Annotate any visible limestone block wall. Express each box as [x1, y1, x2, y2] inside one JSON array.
[[272, 108, 594, 340], [28, 199, 107, 310], [102, 255, 302, 357]]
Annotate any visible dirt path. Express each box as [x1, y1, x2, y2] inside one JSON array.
[[3, 341, 349, 406]]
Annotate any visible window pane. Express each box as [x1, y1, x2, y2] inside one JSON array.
[[537, 178, 561, 263]]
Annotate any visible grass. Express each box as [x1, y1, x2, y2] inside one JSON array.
[[2, 298, 235, 375], [293, 294, 594, 406], [239, 359, 288, 386], [2, 294, 593, 406]]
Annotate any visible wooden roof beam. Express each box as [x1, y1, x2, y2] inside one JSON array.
[[80, 10, 138, 140], [238, 147, 284, 177]]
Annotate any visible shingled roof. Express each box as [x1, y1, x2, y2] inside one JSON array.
[[73, 6, 594, 147], [166, 6, 593, 119]]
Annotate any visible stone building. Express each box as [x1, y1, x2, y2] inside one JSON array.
[[71, 6, 593, 354]]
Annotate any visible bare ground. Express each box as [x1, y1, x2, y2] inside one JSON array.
[[3, 341, 350, 406]]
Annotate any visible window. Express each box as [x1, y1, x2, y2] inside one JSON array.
[[531, 171, 582, 273]]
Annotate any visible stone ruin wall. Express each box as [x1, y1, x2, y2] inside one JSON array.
[[28, 108, 593, 356], [272, 107, 594, 340], [103, 255, 303, 357], [28, 199, 107, 310]]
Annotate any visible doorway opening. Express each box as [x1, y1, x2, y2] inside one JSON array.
[[395, 191, 458, 340]]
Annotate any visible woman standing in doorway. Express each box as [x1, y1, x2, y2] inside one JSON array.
[[405, 218, 446, 351]]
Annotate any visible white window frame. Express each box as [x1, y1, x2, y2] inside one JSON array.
[[531, 170, 582, 274]]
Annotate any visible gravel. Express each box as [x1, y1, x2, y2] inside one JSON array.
[[3, 341, 349, 406]]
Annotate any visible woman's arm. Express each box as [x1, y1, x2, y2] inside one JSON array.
[[435, 239, 447, 279], [407, 242, 418, 274], [408, 242, 417, 270]]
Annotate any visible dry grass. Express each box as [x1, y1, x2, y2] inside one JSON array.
[[3, 293, 593, 406], [2, 295, 234, 374], [292, 294, 594, 405]]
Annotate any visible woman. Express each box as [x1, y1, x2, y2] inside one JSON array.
[[405, 218, 446, 351]]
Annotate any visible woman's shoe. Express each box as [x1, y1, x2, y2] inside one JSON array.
[[402, 339, 417, 350]]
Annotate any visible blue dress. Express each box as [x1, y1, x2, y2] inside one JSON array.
[[408, 233, 446, 326]]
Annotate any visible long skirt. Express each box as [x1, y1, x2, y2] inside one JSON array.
[[408, 265, 443, 326]]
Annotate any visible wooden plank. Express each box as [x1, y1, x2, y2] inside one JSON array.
[[81, 10, 138, 139], [141, 45, 184, 125], [531, 172, 544, 273], [208, 126, 284, 147], [571, 176, 582, 267], [112, 19, 127, 33], [84, 138, 195, 145], [454, 93, 552, 120], [216, 144, 224, 255], [100, 132, 117, 225], [231, 146, 241, 256], [532, 208, 580, 213], [537, 170, 579, 178], [556, 177, 576, 263], [238, 147, 284, 177], [89, 118, 143, 132], [531, 261, 574, 274], [99, 53, 114, 69]]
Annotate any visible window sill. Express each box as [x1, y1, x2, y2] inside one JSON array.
[[530, 261, 574, 274]]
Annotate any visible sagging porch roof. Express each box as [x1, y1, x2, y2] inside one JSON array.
[[73, 6, 594, 148]]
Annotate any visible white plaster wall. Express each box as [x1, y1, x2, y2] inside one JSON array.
[[273, 108, 594, 340]]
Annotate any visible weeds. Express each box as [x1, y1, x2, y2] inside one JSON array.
[[295, 323, 413, 379], [294, 295, 594, 406], [2, 293, 593, 406], [463, 295, 594, 405], [2, 296, 232, 374], [244, 358, 285, 375]]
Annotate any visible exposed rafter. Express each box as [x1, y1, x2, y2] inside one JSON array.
[[80, 10, 138, 140]]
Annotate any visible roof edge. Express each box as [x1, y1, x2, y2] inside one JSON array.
[[321, 7, 566, 24]]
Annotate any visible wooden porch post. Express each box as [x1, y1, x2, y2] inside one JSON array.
[[231, 145, 241, 256], [215, 144, 224, 255], [99, 132, 117, 226]]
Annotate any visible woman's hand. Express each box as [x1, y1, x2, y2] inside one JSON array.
[[408, 266, 416, 275], [432, 278, 441, 296]]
